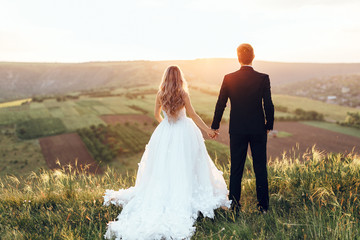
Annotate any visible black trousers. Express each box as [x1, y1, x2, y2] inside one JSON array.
[[229, 133, 269, 210]]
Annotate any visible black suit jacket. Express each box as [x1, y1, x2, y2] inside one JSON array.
[[211, 66, 274, 134]]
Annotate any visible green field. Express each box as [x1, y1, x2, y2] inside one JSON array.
[[189, 89, 230, 122], [78, 123, 151, 163], [16, 118, 67, 140], [272, 95, 358, 122], [0, 125, 46, 178], [0, 86, 228, 133], [0, 86, 359, 177], [276, 131, 293, 138], [0, 96, 140, 130], [0, 89, 356, 129], [0, 95, 140, 177], [0, 150, 359, 239], [301, 121, 360, 138]]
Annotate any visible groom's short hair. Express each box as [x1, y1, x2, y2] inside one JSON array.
[[237, 43, 254, 65]]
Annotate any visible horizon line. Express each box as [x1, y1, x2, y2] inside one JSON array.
[[0, 58, 360, 65]]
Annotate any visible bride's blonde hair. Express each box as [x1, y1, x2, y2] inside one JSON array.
[[158, 65, 188, 120]]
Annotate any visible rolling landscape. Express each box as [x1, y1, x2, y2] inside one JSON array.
[[1, 59, 360, 239], [0, 59, 359, 177], [2, 0, 360, 238], [2, 59, 360, 102]]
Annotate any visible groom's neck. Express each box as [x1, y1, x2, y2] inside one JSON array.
[[240, 63, 253, 67]]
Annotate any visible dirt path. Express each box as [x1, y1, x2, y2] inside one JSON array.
[[39, 133, 103, 174]]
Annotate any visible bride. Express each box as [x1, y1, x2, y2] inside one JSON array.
[[103, 65, 231, 240]]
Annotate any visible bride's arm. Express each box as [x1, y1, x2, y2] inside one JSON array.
[[154, 93, 163, 123], [183, 93, 214, 135]]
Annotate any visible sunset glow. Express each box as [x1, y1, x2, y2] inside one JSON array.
[[0, 0, 359, 63]]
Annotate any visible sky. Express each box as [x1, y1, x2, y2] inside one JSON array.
[[0, 0, 359, 63]]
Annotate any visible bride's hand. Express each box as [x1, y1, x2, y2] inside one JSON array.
[[206, 128, 218, 139]]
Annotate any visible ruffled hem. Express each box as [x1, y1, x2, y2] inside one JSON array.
[[103, 109, 231, 239]]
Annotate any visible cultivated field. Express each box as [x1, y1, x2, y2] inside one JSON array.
[[269, 121, 360, 160], [100, 114, 156, 133], [100, 112, 360, 164], [0, 85, 359, 177], [39, 133, 103, 174], [208, 121, 360, 161]]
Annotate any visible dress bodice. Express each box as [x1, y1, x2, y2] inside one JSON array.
[[162, 108, 186, 122]]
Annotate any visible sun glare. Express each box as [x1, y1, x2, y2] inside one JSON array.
[[0, 0, 359, 62]]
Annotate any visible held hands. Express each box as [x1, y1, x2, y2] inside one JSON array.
[[206, 128, 219, 139]]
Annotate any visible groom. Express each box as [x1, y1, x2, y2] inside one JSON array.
[[210, 43, 274, 213]]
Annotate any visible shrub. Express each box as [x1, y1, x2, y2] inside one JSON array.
[[16, 118, 67, 139], [338, 112, 360, 129], [294, 108, 324, 121], [77, 123, 151, 163]]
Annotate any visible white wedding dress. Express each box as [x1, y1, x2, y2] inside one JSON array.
[[103, 108, 231, 240]]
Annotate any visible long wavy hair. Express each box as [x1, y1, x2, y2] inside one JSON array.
[[158, 66, 188, 120]]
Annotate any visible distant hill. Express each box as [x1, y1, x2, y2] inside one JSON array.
[[1, 59, 360, 102], [275, 74, 360, 108]]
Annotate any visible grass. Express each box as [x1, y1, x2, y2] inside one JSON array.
[[104, 152, 144, 176], [276, 131, 293, 138], [301, 121, 360, 138], [0, 125, 47, 178], [205, 140, 230, 165], [0, 148, 359, 239], [62, 115, 106, 132], [0, 110, 31, 125]]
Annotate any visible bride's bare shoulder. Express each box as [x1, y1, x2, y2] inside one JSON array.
[[155, 92, 162, 105], [182, 91, 190, 100], [182, 92, 193, 110]]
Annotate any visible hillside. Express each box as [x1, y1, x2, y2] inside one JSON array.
[[1, 85, 359, 178], [1, 60, 360, 103], [275, 74, 360, 108], [0, 150, 359, 239]]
